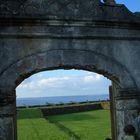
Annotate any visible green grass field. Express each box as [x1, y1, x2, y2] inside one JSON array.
[[17, 108, 111, 140]]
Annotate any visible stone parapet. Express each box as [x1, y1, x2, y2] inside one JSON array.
[[0, 0, 139, 23]]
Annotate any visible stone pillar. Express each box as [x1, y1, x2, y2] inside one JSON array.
[[115, 88, 140, 140], [111, 82, 122, 140], [0, 90, 16, 140], [109, 86, 117, 140]]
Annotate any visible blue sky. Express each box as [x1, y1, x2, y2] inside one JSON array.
[[16, 70, 111, 98], [16, 1, 140, 98], [116, 0, 140, 12]]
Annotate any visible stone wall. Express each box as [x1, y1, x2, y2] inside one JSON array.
[[41, 103, 103, 116], [0, 1, 140, 140]]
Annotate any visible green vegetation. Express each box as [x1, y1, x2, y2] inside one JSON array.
[[17, 108, 111, 140], [18, 101, 109, 109]]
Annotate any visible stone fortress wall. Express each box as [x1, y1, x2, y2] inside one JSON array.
[[0, 0, 140, 140]]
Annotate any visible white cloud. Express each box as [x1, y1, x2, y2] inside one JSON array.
[[16, 70, 111, 98], [96, 74, 102, 80], [18, 76, 71, 89], [83, 75, 95, 82], [38, 76, 71, 88], [82, 73, 102, 83]]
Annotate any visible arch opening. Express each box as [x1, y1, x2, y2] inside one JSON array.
[[16, 69, 114, 140], [0, 47, 138, 140]]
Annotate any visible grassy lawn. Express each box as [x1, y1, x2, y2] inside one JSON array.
[[17, 108, 111, 140]]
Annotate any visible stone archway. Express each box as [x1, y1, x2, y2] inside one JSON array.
[[0, 48, 139, 140], [0, 0, 140, 140]]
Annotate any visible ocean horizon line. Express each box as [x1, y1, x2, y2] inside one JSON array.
[[16, 94, 109, 99]]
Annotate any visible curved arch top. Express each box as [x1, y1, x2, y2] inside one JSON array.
[[0, 48, 137, 93]]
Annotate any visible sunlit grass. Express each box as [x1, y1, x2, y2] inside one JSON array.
[[17, 108, 111, 140]]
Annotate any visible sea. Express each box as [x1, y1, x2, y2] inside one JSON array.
[[16, 94, 109, 107]]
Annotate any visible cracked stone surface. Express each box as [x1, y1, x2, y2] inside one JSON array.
[[0, 1, 140, 140]]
